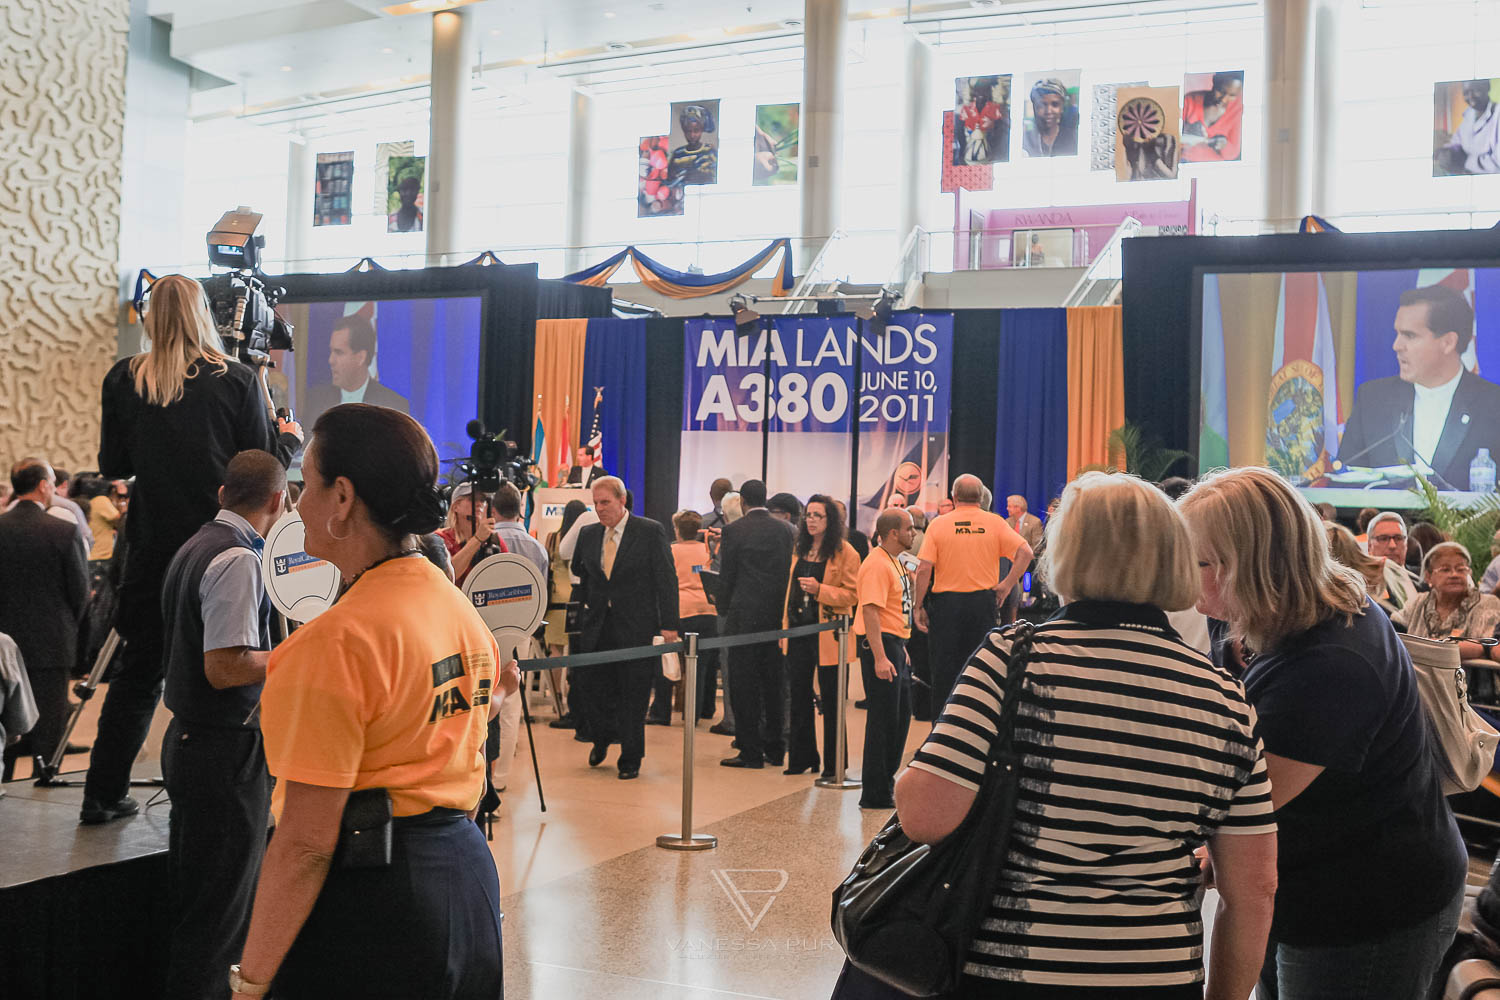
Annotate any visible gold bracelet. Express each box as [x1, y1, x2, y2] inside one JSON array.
[[229, 965, 271, 997]]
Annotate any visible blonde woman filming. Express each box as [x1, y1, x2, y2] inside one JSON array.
[[81, 274, 302, 825]]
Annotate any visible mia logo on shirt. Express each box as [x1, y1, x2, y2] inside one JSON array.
[[470, 584, 533, 608], [273, 551, 326, 575], [951, 521, 986, 535], [429, 653, 473, 724]]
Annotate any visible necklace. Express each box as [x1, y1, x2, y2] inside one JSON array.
[[335, 549, 420, 603]]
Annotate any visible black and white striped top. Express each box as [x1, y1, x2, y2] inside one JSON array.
[[908, 601, 1276, 988]]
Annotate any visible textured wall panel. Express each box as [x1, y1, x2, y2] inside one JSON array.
[[0, 0, 130, 472]]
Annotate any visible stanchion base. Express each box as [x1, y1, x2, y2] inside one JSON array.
[[656, 833, 718, 852], [815, 777, 862, 790]]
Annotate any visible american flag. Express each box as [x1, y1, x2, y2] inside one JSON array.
[[587, 386, 604, 466]]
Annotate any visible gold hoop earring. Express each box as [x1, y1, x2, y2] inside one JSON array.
[[326, 517, 351, 541]]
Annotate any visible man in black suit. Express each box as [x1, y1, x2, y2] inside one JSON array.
[[0, 459, 87, 766], [570, 476, 679, 779], [566, 446, 607, 487], [302, 313, 409, 419], [1336, 285, 1500, 488], [717, 479, 795, 769]]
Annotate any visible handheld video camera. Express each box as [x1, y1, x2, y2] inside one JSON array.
[[203, 208, 294, 367], [455, 420, 541, 495]]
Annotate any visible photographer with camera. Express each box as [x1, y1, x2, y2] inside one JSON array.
[[437, 482, 508, 587], [81, 273, 302, 825], [158, 450, 286, 1000]]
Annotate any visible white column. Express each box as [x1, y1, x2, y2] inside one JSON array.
[[897, 34, 931, 246], [427, 8, 474, 265], [1261, 0, 1318, 232], [283, 137, 312, 270], [563, 88, 593, 275], [1310, 0, 1342, 219], [799, 0, 848, 268]]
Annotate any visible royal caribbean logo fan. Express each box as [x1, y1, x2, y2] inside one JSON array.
[[470, 584, 534, 609], [273, 551, 325, 576]]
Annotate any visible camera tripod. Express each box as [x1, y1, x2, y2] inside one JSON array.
[[31, 628, 166, 789]]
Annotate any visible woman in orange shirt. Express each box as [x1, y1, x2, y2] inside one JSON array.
[[783, 494, 860, 776], [660, 510, 721, 724], [231, 404, 520, 1000]]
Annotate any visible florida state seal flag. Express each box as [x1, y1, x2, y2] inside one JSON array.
[[1265, 272, 1341, 481]]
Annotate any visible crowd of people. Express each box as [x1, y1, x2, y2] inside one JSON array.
[[7, 270, 1500, 998]]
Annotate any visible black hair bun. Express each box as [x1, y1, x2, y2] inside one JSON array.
[[391, 484, 447, 535]]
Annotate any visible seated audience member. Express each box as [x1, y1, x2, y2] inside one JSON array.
[[1393, 541, 1500, 661], [436, 482, 507, 586], [1313, 501, 1337, 522], [1480, 526, 1500, 594], [667, 510, 720, 723], [855, 472, 1276, 999], [235, 404, 519, 999], [1410, 521, 1449, 574], [0, 459, 87, 769], [1180, 467, 1466, 998], [1325, 521, 1392, 612], [1365, 511, 1422, 610], [158, 450, 286, 1000], [1354, 506, 1379, 548], [782, 495, 859, 777], [1158, 475, 1194, 501]]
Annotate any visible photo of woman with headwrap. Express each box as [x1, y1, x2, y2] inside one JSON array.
[[386, 156, 425, 233], [1181, 70, 1245, 162], [1022, 73, 1081, 157], [667, 100, 720, 186]]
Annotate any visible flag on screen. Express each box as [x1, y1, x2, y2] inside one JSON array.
[[1416, 267, 1478, 373], [587, 386, 604, 468], [1265, 272, 1341, 482], [1198, 274, 1230, 472]]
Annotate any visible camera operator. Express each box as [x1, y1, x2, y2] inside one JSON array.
[[81, 274, 302, 825], [158, 450, 286, 1000], [437, 482, 507, 587]]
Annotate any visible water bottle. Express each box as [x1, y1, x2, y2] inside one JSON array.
[[1471, 448, 1497, 494]]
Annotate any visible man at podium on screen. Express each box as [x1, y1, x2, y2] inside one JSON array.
[[1335, 285, 1500, 489]]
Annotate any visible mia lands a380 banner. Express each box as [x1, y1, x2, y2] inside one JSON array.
[[679, 313, 953, 532]]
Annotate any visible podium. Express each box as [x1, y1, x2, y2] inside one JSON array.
[[531, 485, 593, 543]]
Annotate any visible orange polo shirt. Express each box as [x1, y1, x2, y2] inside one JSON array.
[[854, 546, 912, 640], [672, 540, 713, 617], [917, 506, 1026, 592]]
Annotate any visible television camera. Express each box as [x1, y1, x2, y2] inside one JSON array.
[[455, 420, 541, 495], [203, 208, 294, 367]]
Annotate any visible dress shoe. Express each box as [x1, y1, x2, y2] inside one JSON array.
[[64, 742, 91, 755], [618, 767, 640, 780], [765, 750, 785, 767], [854, 699, 868, 709], [859, 798, 896, 810], [573, 732, 592, 743], [708, 723, 735, 737], [819, 770, 835, 780], [784, 759, 820, 776], [645, 716, 671, 726], [80, 795, 140, 825], [720, 755, 764, 769], [588, 746, 607, 767], [548, 714, 576, 730]]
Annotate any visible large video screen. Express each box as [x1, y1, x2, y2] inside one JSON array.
[[1198, 267, 1500, 507], [269, 295, 484, 472]]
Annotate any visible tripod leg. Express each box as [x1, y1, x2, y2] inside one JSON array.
[[521, 689, 545, 813], [35, 629, 122, 785]]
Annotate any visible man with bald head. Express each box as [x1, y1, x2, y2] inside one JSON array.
[[854, 507, 915, 809], [913, 474, 1032, 713]]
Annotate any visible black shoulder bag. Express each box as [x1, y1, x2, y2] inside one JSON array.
[[830, 620, 1036, 998]]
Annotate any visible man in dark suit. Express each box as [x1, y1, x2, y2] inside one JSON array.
[[302, 313, 409, 419], [569, 475, 679, 779], [717, 479, 795, 769], [566, 446, 607, 487], [1336, 285, 1500, 489], [0, 459, 87, 766]]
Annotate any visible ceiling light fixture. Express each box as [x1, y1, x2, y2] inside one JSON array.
[[603, 10, 616, 17], [381, 0, 482, 15], [280, 64, 293, 71]]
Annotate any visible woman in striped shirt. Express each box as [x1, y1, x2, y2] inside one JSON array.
[[846, 472, 1279, 999]]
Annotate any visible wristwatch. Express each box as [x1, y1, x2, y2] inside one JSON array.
[[229, 965, 271, 996]]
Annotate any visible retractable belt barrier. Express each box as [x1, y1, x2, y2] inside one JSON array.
[[514, 616, 859, 853]]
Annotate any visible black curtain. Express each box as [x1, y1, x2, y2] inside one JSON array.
[[536, 279, 612, 320], [949, 309, 1003, 495], [643, 317, 686, 526]]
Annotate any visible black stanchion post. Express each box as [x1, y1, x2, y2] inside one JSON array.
[[816, 615, 861, 791], [657, 632, 717, 851]]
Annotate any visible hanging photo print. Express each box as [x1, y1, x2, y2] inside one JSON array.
[[1115, 86, 1181, 181], [753, 103, 799, 185], [1434, 78, 1500, 176], [953, 75, 1011, 165], [1091, 82, 1144, 171], [314, 151, 354, 226], [386, 155, 425, 233], [941, 111, 994, 193], [1181, 71, 1245, 163], [1021, 71, 1082, 157], [667, 99, 720, 186], [373, 141, 414, 213], [638, 135, 684, 217]]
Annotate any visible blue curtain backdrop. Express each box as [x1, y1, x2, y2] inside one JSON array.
[[995, 308, 1069, 518], [581, 318, 648, 507]]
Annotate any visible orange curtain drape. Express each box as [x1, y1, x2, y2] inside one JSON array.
[[1065, 306, 1126, 479], [532, 320, 588, 487]]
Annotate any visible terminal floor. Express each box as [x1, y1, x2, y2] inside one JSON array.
[[15, 675, 1498, 1000]]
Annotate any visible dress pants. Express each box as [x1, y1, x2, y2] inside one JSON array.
[[785, 634, 821, 771], [857, 632, 910, 808], [673, 614, 719, 721], [583, 616, 656, 770], [84, 582, 166, 803], [926, 590, 998, 718], [726, 613, 785, 763], [161, 719, 271, 1000], [24, 667, 69, 765]]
